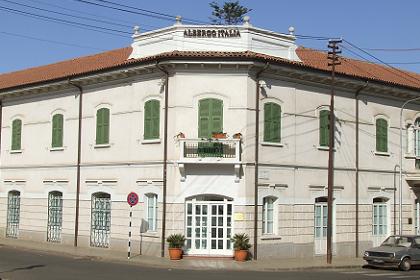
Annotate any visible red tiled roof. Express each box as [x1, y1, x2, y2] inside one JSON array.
[[1, 46, 420, 92]]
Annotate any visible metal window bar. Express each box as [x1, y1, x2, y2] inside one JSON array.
[[6, 191, 20, 238], [184, 141, 236, 158], [47, 192, 63, 242], [90, 194, 111, 248]]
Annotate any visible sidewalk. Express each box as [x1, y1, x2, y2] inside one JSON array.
[[0, 238, 365, 271]]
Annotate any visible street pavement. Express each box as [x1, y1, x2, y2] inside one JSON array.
[[2, 245, 420, 280]]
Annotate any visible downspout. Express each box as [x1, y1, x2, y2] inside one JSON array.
[[253, 62, 269, 260], [355, 81, 368, 257], [393, 164, 400, 235], [156, 62, 169, 258], [68, 80, 83, 247]]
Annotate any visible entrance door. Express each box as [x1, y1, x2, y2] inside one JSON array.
[[314, 203, 328, 255], [90, 193, 111, 248], [372, 198, 388, 247], [47, 191, 63, 242], [185, 197, 233, 256], [6, 191, 20, 238]]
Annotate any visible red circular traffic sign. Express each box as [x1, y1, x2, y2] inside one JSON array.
[[127, 192, 139, 206]]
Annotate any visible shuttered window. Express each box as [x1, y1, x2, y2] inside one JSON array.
[[319, 110, 329, 147], [51, 114, 63, 148], [144, 100, 160, 140], [263, 102, 281, 143], [11, 119, 22, 151], [198, 98, 223, 138], [96, 108, 110, 145], [376, 118, 388, 153]]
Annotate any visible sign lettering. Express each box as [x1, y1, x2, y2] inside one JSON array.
[[184, 28, 241, 38]]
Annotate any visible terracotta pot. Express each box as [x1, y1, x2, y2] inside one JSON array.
[[177, 132, 185, 139], [234, 249, 248, 261], [168, 248, 183, 260], [233, 133, 242, 139], [212, 132, 227, 139]]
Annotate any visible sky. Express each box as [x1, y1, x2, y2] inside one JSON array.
[[0, 0, 420, 74]]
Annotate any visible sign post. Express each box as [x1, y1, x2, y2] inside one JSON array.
[[127, 192, 139, 259]]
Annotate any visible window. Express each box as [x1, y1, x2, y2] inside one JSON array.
[[263, 102, 281, 143], [47, 191, 63, 242], [198, 98, 223, 138], [415, 199, 420, 235], [6, 190, 20, 238], [144, 100, 160, 140], [51, 114, 64, 148], [373, 197, 388, 236], [96, 108, 110, 145], [319, 110, 329, 147], [90, 192, 111, 248], [314, 197, 328, 239], [146, 193, 158, 231], [376, 118, 388, 153], [415, 118, 420, 157], [262, 197, 276, 234], [11, 119, 22, 151]]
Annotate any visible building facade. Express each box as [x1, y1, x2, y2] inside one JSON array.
[[1, 19, 420, 259]]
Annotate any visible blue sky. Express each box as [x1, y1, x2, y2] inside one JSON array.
[[0, 0, 419, 73]]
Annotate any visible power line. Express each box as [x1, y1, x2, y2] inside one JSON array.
[[0, 5, 130, 37], [343, 39, 420, 86], [90, 0, 208, 25], [0, 0, 131, 28], [364, 47, 420, 52], [0, 30, 105, 50]]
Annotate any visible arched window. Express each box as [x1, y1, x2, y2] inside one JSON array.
[[96, 108, 110, 145], [319, 110, 330, 147], [11, 119, 22, 151], [146, 193, 158, 231], [47, 191, 63, 242], [198, 98, 223, 138], [144, 100, 160, 140], [415, 118, 420, 157], [6, 190, 20, 238], [263, 102, 281, 143], [373, 197, 388, 237], [262, 196, 277, 234], [51, 114, 64, 148], [91, 192, 111, 248], [376, 118, 388, 153]]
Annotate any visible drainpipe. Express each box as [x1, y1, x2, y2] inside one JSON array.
[[393, 164, 400, 235], [253, 62, 269, 260], [68, 80, 83, 247], [355, 81, 368, 257], [156, 62, 169, 258]]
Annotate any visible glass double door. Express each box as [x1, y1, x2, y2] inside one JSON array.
[[186, 199, 233, 256]]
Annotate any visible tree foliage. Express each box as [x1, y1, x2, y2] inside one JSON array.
[[209, 1, 251, 25]]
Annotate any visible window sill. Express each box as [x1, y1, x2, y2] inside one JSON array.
[[141, 231, 159, 238], [142, 139, 161, 144], [374, 151, 390, 157], [317, 146, 335, 151], [94, 144, 111, 149], [405, 154, 416, 159], [10, 149, 22, 154], [49, 147, 64, 152], [261, 235, 282, 241], [261, 142, 284, 147]]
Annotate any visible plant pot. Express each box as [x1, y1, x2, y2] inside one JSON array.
[[177, 132, 185, 139], [168, 248, 183, 260], [234, 249, 248, 261], [233, 133, 242, 139], [212, 132, 227, 139]]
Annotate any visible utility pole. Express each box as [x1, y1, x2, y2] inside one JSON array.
[[327, 39, 342, 264]]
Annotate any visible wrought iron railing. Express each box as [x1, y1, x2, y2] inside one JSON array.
[[179, 138, 240, 162]]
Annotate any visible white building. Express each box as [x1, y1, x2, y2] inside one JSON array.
[[1, 18, 420, 259]]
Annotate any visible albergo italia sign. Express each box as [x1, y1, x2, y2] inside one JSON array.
[[184, 28, 241, 38]]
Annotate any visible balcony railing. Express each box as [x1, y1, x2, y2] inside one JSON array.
[[179, 138, 241, 163]]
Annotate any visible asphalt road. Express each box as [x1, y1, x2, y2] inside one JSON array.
[[2, 246, 420, 280]]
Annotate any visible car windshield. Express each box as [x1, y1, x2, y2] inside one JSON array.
[[381, 236, 412, 248]]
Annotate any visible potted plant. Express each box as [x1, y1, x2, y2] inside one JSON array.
[[231, 233, 251, 261], [212, 131, 227, 139], [166, 233, 186, 260], [175, 132, 185, 139], [233, 132, 242, 139]]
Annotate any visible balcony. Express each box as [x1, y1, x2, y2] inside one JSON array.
[[177, 138, 241, 182]]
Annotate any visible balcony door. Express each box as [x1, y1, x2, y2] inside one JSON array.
[[198, 98, 223, 138]]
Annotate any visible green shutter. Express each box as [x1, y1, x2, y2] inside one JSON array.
[[319, 110, 329, 147], [376, 118, 388, 152], [11, 119, 21, 151], [198, 98, 223, 138], [144, 100, 160, 140], [264, 103, 281, 143], [96, 108, 109, 145], [52, 114, 63, 148]]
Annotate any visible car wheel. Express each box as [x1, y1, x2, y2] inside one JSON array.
[[400, 257, 411, 271]]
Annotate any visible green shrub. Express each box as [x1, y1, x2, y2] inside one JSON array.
[[166, 233, 186, 249], [231, 233, 251, 250]]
